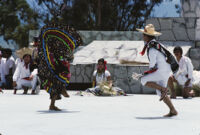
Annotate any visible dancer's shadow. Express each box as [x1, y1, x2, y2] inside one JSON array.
[[135, 116, 173, 120], [37, 109, 80, 114]]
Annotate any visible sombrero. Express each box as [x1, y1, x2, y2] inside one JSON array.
[[15, 47, 33, 58], [136, 24, 161, 36]]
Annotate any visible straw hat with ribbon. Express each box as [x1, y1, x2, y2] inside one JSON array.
[[15, 47, 33, 58], [136, 24, 161, 36]]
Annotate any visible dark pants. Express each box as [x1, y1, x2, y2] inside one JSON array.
[[5, 75, 13, 89]]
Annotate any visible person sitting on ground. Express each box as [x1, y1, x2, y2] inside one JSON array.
[[84, 58, 125, 96], [168, 46, 195, 99], [13, 54, 39, 94]]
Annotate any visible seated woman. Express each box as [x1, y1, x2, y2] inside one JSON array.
[[83, 58, 125, 96], [13, 54, 39, 94]]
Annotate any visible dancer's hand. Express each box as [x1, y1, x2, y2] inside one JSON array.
[[29, 75, 33, 80]]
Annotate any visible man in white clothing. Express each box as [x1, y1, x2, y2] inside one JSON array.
[[3, 48, 15, 89], [137, 24, 178, 117], [168, 46, 195, 98], [13, 54, 38, 94], [0, 51, 6, 89]]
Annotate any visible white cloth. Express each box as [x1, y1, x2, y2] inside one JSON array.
[[15, 58, 23, 67], [141, 40, 172, 96], [13, 62, 38, 90], [15, 75, 38, 90], [93, 70, 111, 85], [174, 56, 193, 86], [4, 56, 15, 75], [0, 58, 6, 86]]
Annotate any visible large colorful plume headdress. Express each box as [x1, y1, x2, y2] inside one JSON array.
[[38, 23, 82, 93]]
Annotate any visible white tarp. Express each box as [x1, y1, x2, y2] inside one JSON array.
[[73, 41, 191, 65]]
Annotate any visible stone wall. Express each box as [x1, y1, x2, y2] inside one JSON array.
[[146, 17, 200, 69], [70, 63, 154, 94], [146, 17, 197, 45], [29, 30, 143, 46], [78, 31, 142, 45], [181, 0, 200, 17]]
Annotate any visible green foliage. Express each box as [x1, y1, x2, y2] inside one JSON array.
[[38, 0, 165, 30], [0, 0, 40, 48]]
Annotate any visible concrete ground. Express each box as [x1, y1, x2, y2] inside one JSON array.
[[0, 90, 200, 135]]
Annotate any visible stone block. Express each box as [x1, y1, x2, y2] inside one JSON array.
[[196, 6, 200, 17], [159, 18, 173, 30], [114, 78, 130, 93], [173, 27, 189, 41], [191, 59, 200, 70], [142, 86, 156, 94], [182, 1, 190, 12], [107, 64, 115, 80], [133, 32, 143, 40], [126, 66, 141, 93], [158, 30, 176, 41], [173, 18, 185, 24], [185, 18, 196, 28], [113, 65, 128, 79], [187, 28, 195, 40], [159, 41, 174, 46], [189, 48, 200, 59], [70, 64, 76, 83], [146, 18, 161, 30], [173, 41, 194, 46], [75, 64, 84, 83], [195, 41, 200, 47], [190, 0, 196, 11], [184, 12, 197, 17], [84, 64, 95, 83], [195, 18, 200, 41]]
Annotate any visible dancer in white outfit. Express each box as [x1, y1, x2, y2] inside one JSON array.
[[168, 46, 195, 98], [137, 24, 178, 117], [13, 54, 38, 94]]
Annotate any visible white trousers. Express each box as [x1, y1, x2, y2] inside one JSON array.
[[16, 75, 38, 90], [141, 70, 171, 96], [175, 75, 192, 87]]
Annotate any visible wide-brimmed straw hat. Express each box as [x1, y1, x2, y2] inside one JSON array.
[[136, 24, 161, 36], [15, 47, 33, 58]]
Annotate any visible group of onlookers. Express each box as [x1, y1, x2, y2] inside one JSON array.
[[0, 43, 39, 94]]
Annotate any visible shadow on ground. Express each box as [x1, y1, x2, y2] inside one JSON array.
[[37, 109, 80, 114]]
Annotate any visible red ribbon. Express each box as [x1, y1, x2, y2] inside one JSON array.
[[104, 60, 107, 70], [140, 45, 147, 56]]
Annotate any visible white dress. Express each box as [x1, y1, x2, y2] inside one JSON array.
[[93, 70, 111, 85]]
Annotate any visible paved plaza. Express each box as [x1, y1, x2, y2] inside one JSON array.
[[0, 90, 200, 135]]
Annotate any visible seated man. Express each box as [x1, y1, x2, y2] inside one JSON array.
[[13, 54, 39, 94], [168, 46, 195, 98]]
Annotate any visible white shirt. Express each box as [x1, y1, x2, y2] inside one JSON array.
[[0, 58, 6, 82], [93, 70, 111, 85], [15, 58, 23, 67], [175, 56, 193, 85], [147, 41, 171, 73], [13, 62, 37, 82], [4, 56, 15, 75]]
